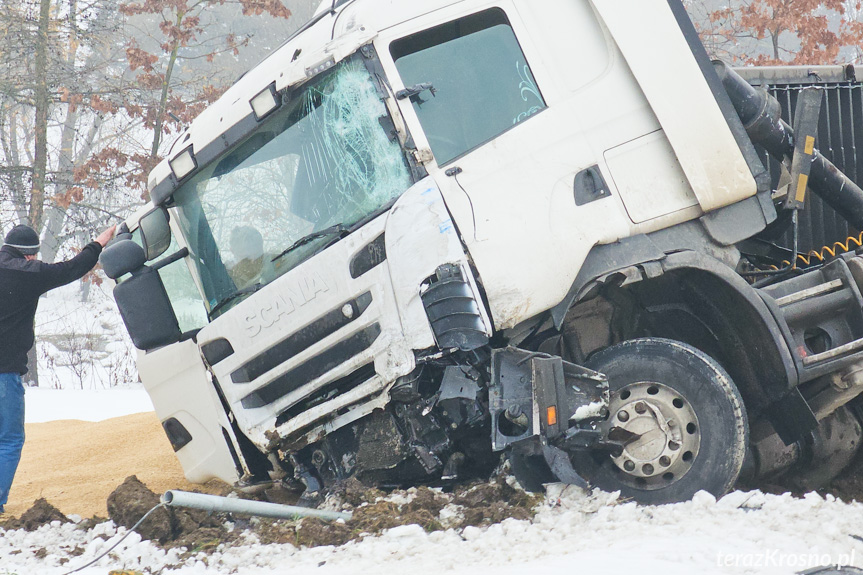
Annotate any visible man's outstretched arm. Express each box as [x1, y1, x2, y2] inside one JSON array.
[[37, 225, 116, 293]]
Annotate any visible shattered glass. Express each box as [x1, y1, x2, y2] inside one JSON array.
[[171, 57, 412, 316], [299, 62, 411, 224]]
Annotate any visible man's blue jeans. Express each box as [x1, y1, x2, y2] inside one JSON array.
[[0, 373, 24, 507]]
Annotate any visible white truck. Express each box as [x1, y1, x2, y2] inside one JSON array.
[[102, 0, 863, 504]]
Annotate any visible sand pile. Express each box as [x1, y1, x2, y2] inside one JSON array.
[[4, 411, 226, 518]]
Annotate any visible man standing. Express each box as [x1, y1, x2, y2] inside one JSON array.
[[0, 223, 115, 513]]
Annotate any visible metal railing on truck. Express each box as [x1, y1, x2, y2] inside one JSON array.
[[734, 65, 863, 255]]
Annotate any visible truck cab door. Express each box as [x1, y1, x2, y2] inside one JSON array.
[[118, 229, 241, 485], [376, 0, 698, 329]]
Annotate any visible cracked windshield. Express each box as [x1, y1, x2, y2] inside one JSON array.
[[172, 58, 412, 316]]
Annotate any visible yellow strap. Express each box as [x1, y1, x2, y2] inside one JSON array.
[[795, 174, 809, 203]]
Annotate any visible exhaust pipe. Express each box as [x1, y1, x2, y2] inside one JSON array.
[[161, 490, 352, 521], [714, 61, 863, 230]]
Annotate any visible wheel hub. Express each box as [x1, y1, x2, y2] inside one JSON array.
[[601, 381, 701, 488]]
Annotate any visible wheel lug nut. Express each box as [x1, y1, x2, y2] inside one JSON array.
[[624, 460, 635, 472], [617, 410, 630, 422], [634, 402, 647, 414], [659, 456, 671, 467], [642, 464, 654, 475], [668, 441, 680, 451]]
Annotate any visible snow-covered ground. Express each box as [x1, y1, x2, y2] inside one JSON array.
[[1, 484, 862, 575], [14, 280, 154, 422], [24, 388, 153, 423], [20, 281, 154, 424], [6, 281, 862, 575], [34, 280, 138, 392], [10, 374, 863, 575]]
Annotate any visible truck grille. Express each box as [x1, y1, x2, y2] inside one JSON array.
[[231, 292, 373, 384], [274, 363, 377, 426], [240, 323, 382, 409]]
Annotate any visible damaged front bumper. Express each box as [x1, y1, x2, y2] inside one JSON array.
[[489, 347, 610, 486]]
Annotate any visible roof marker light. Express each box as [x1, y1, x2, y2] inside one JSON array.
[[250, 83, 280, 121], [169, 146, 197, 181], [305, 56, 335, 79]]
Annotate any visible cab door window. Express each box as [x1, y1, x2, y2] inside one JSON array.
[[129, 229, 208, 332], [390, 8, 545, 165]]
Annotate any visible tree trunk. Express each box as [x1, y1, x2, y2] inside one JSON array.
[[772, 26, 781, 62], [150, 12, 183, 159], [0, 107, 30, 222], [42, 0, 85, 266], [25, 0, 53, 387], [30, 0, 51, 233]]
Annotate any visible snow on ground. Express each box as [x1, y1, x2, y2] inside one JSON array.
[[34, 280, 138, 391], [1, 487, 862, 575], [24, 388, 154, 423], [19, 281, 153, 424], [21, 280, 152, 423]]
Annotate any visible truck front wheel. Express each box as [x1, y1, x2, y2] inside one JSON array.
[[574, 338, 748, 504]]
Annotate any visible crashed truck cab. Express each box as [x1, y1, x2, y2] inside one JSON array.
[[103, 0, 803, 501]]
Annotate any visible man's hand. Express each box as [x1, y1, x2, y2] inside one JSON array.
[[95, 225, 117, 248]]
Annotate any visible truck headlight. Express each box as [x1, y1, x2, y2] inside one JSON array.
[[250, 83, 280, 121], [169, 146, 197, 181]]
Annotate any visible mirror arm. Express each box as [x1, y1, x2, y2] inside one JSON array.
[[151, 247, 190, 271]]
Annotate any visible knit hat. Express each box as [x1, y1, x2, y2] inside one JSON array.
[[4, 225, 40, 255]]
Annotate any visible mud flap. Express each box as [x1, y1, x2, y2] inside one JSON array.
[[541, 444, 588, 488], [489, 347, 609, 487]]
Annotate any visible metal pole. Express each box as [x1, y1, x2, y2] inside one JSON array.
[[161, 490, 352, 521]]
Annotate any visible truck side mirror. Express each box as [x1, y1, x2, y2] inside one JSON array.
[[101, 239, 182, 351], [139, 207, 172, 261], [100, 239, 147, 280]]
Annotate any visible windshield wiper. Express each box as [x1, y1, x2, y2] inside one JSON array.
[[271, 223, 350, 264], [208, 282, 264, 319]]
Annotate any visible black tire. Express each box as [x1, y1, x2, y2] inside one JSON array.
[[572, 338, 748, 504]]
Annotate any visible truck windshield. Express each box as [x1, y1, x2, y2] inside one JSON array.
[[171, 58, 412, 317]]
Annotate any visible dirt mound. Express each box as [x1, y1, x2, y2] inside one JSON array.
[[107, 475, 174, 542], [293, 478, 543, 548], [0, 498, 70, 531], [148, 477, 543, 551], [2, 469, 542, 554], [453, 478, 538, 525], [340, 477, 385, 507], [107, 475, 224, 545]]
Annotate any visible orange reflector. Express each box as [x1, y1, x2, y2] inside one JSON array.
[[547, 406, 558, 426]]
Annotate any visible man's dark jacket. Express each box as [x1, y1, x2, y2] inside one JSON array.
[[0, 242, 103, 374]]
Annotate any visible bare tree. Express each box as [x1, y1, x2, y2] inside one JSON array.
[[114, 0, 292, 194], [690, 0, 863, 65]]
